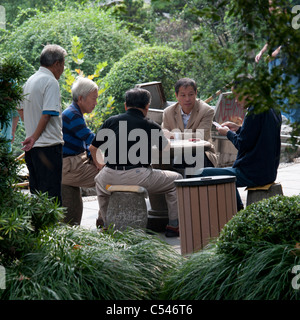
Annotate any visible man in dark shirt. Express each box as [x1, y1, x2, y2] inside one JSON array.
[[197, 82, 282, 211], [90, 88, 183, 237]]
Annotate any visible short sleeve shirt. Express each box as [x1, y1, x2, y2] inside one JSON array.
[[21, 67, 63, 147]]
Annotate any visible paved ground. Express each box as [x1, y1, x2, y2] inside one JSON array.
[[81, 160, 300, 254]]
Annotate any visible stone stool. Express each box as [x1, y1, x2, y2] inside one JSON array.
[[106, 185, 148, 231], [61, 184, 83, 225], [246, 182, 283, 206]]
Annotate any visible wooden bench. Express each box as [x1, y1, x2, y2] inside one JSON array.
[[246, 182, 283, 206], [106, 185, 148, 231]]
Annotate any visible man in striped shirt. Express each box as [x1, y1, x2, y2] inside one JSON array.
[[62, 77, 102, 224]]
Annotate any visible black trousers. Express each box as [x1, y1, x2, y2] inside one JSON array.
[[25, 144, 63, 204]]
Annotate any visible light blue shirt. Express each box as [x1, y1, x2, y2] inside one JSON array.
[[180, 106, 191, 128], [0, 109, 18, 153]]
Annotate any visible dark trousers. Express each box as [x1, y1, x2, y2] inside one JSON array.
[[25, 144, 63, 204], [197, 166, 257, 211]]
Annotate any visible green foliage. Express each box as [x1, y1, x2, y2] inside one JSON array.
[[1, 226, 182, 300], [216, 195, 300, 255], [60, 35, 115, 132], [100, 46, 187, 114], [0, 55, 25, 198], [192, 0, 300, 136], [162, 194, 300, 300], [0, 191, 65, 262], [0, 141, 18, 200], [0, 7, 144, 79], [0, 56, 25, 125], [162, 242, 300, 300]]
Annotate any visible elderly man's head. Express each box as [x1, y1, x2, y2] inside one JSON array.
[[40, 44, 67, 80], [174, 78, 197, 114], [72, 77, 99, 114]]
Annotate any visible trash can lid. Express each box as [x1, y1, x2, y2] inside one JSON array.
[[174, 175, 236, 187]]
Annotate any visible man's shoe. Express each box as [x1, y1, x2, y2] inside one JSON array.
[[165, 225, 179, 238]]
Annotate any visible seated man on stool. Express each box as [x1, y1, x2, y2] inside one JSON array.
[[62, 77, 102, 225], [90, 88, 182, 237], [196, 75, 282, 211], [162, 78, 218, 173]]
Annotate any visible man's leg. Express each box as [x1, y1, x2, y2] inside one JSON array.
[[62, 152, 99, 188], [25, 145, 63, 204], [198, 167, 250, 211], [94, 167, 182, 234]]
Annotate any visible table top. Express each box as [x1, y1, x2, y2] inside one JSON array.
[[170, 139, 211, 149]]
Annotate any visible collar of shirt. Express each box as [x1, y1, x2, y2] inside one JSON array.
[[126, 107, 145, 118], [180, 105, 192, 128], [71, 102, 83, 117], [38, 66, 56, 79]]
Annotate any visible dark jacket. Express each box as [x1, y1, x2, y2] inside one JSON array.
[[227, 107, 282, 186]]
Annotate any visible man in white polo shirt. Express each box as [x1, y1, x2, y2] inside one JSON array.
[[19, 44, 67, 204]]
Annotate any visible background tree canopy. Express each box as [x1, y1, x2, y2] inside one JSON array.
[[99, 46, 187, 114]]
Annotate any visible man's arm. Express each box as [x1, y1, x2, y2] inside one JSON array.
[[21, 114, 51, 151], [89, 144, 105, 170], [17, 109, 24, 121], [255, 43, 268, 63], [11, 115, 19, 143]]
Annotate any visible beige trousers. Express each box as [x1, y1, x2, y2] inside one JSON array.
[[62, 152, 99, 188], [94, 166, 182, 223]]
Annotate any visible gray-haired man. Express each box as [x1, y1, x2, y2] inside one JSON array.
[[19, 44, 67, 204], [90, 88, 182, 237]]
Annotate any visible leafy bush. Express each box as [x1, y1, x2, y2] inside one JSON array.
[[161, 242, 300, 300], [0, 7, 144, 79], [1, 226, 183, 300], [99, 46, 187, 114], [0, 191, 65, 262], [162, 194, 300, 300], [216, 195, 300, 255]]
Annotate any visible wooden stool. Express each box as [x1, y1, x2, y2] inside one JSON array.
[[106, 185, 148, 231], [246, 183, 283, 206]]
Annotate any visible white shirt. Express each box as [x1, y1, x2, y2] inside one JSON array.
[[180, 106, 191, 128], [21, 67, 63, 147]]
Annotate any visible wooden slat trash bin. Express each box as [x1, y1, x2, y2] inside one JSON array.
[[175, 176, 237, 255]]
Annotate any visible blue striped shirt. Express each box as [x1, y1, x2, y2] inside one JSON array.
[[62, 103, 95, 157]]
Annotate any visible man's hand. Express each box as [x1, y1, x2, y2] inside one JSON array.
[[217, 121, 241, 136], [221, 121, 241, 132], [217, 125, 230, 136], [89, 144, 105, 170], [22, 136, 36, 152]]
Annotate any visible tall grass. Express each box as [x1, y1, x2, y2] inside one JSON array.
[[162, 195, 300, 300], [161, 242, 300, 300], [2, 226, 183, 300]]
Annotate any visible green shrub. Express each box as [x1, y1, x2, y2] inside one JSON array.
[[162, 195, 300, 300], [1, 226, 183, 300], [0, 191, 65, 262], [99, 46, 187, 114], [0, 7, 144, 79], [162, 242, 300, 300], [216, 195, 300, 255]]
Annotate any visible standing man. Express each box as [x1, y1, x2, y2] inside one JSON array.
[[90, 88, 182, 237], [19, 44, 67, 204], [62, 77, 101, 225], [162, 78, 218, 170]]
